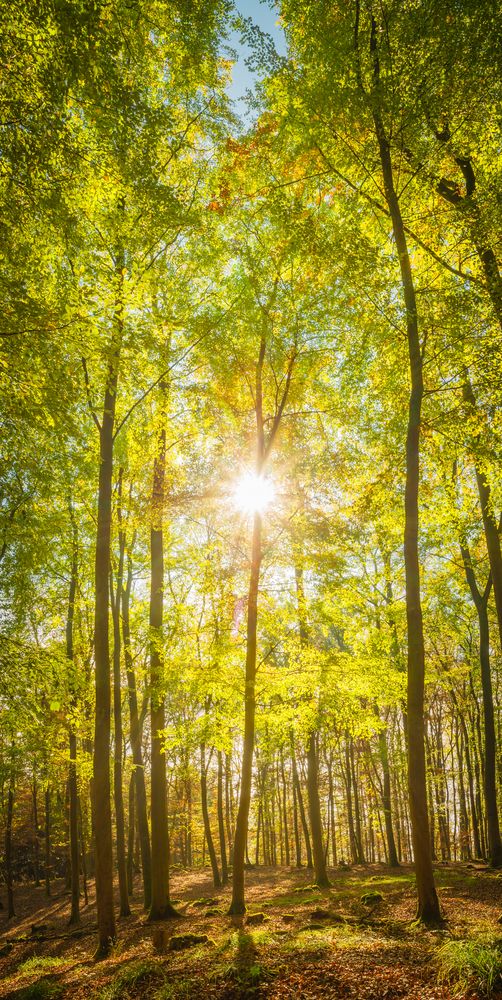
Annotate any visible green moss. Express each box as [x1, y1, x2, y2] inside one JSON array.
[[168, 933, 213, 951], [361, 891, 384, 905]]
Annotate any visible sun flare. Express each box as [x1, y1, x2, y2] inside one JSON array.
[[233, 472, 275, 515]]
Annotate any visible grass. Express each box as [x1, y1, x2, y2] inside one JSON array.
[[17, 957, 67, 977], [96, 959, 166, 999], [437, 936, 502, 997], [15, 981, 64, 1000], [154, 980, 198, 1000]]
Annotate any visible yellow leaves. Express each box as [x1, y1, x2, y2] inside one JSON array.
[[207, 198, 225, 214]]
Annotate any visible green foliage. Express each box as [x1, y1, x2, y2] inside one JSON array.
[[18, 958, 66, 977], [437, 937, 502, 997], [15, 980, 64, 1000], [97, 960, 166, 1000]]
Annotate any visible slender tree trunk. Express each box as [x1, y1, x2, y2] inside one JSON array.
[[78, 797, 89, 906], [200, 743, 221, 888], [292, 777, 302, 866], [65, 516, 80, 925], [452, 684, 482, 858], [45, 787, 51, 897], [229, 510, 262, 913], [280, 751, 290, 867], [127, 772, 135, 897], [148, 410, 176, 920], [228, 323, 294, 911], [294, 561, 330, 885], [345, 746, 358, 864], [110, 510, 130, 917], [306, 733, 330, 885], [122, 549, 152, 909], [376, 709, 399, 867], [327, 753, 337, 866], [217, 751, 228, 884], [460, 542, 502, 866], [350, 744, 365, 864], [92, 269, 123, 952], [225, 751, 233, 865], [464, 383, 502, 660], [365, 15, 440, 921], [292, 749, 313, 868], [456, 723, 471, 861], [6, 776, 15, 918], [32, 773, 40, 887]]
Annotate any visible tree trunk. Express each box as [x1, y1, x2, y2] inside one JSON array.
[[292, 776, 302, 866], [148, 413, 176, 920], [366, 16, 440, 921], [294, 560, 330, 885], [292, 749, 313, 868], [217, 751, 228, 884], [92, 282, 123, 952], [45, 787, 51, 897], [460, 542, 502, 866], [350, 744, 365, 864], [6, 777, 14, 919], [200, 744, 221, 888], [464, 380, 502, 659], [66, 516, 80, 925], [32, 773, 40, 887], [228, 322, 293, 912], [127, 772, 135, 897], [110, 509, 130, 917], [280, 751, 290, 867], [344, 740, 359, 864], [228, 510, 262, 913], [306, 733, 330, 885], [122, 549, 152, 909]]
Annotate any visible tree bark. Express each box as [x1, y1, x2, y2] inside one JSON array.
[[148, 408, 177, 920], [110, 482, 130, 917], [121, 547, 152, 909], [127, 772, 135, 896], [6, 777, 14, 919], [200, 743, 221, 888], [377, 710, 399, 867], [217, 750, 228, 884], [45, 786, 51, 897], [92, 269, 123, 953], [292, 748, 313, 868], [364, 12, 440, 922], [228, 509, 262, 913], [66, 514, 80, 925], [460, 542, 502, 866]]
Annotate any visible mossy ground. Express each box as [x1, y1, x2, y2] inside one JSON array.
[[1, 864, 502, 998]]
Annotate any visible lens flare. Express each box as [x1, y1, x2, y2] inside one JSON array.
[[233, 472, 275, 515]]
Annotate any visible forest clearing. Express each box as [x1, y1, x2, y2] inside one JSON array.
[[1, 0, 501, 997]]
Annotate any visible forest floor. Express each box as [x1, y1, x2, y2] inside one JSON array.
[[1, 864, 502, 999]]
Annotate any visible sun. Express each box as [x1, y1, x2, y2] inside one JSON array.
[[233, 471, 275, 515]]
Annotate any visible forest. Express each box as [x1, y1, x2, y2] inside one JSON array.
[[0, 1, 501, 997]]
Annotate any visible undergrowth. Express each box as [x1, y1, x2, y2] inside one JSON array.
[[95, 959, 166, 999], [437, 936, 502, 997]]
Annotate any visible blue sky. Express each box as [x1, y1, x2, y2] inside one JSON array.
[[224, 0, 287, 108]]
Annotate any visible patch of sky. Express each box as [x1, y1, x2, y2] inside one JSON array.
[[222, 0, 287, 123]]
